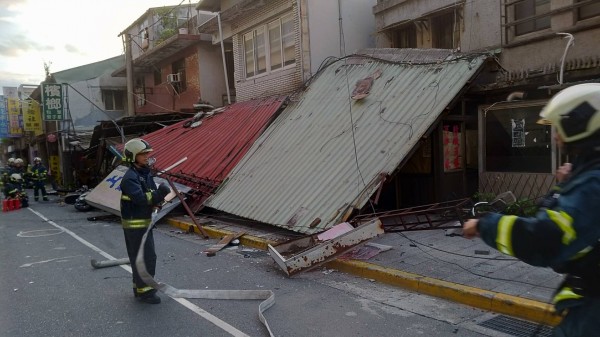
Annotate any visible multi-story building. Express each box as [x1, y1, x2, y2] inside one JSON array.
[[196, 0, 377, 102], [113, 5, 228, 113], [373, 0, 600, 200]]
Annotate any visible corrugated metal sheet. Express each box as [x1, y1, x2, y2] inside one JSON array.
[[205, 53, 487, 235], [141, 96, 286, 200]]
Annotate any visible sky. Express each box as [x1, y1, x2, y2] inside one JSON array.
[[0, 0, 185, 89]]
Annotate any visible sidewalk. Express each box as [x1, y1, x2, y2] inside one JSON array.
[[165, 215, 564, 327]]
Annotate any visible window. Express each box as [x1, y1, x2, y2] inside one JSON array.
[[102, 90, 125, 111], [392, 24, 417, 48], [484, 105, 552, 173], [135, 77, 146, 107], [578, 0, 600, 20], [514, 0, 551, 36], [431, 12, 459, 49], [244, 14, 296, 78], [171, 59, 186, 94]]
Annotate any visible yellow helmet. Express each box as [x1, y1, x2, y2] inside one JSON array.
[[538, 83, 600, 143], [123, 138, 153, 163]]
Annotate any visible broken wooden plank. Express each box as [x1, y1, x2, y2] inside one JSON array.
[[205, 231, 246, 257]]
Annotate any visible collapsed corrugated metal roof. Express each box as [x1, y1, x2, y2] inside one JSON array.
[[205, 51, 488, 235], [141, 96, 287, 206]]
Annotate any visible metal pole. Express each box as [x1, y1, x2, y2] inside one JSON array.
[[217, 13, 231, 105], [125, 34, 135, 116]]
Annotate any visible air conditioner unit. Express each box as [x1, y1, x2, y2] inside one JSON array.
[[166, 73, 180, 83]]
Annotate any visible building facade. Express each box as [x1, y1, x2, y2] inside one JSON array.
[[373, 0, 600, 201], [196, 0, 377, 102], [114, 5, 228, 113]]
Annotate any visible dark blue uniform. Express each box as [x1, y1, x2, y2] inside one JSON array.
[[477, 156, 600, 335], [119, 165, 168, 298], [31, 163, 49, 201]]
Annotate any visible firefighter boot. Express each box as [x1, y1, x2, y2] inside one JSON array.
[[139, 290, 161, 304], [135, 288, 161, 304]]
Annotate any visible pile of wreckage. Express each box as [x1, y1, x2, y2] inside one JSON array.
[[79, 51, 492, 276]]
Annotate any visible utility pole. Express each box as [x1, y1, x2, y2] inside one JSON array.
[[125, 34, 135, 116]]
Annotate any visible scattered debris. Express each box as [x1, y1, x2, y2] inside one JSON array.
[[338, 242, 392, 260], [205, 231, 246, 257], [445, 228, 463, 237], [268, 218, 384, 276]]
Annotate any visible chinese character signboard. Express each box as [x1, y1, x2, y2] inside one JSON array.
[[22, 100, 44, 135], [49, 155, 61, 186], [42, 83, 64, 121], [7, 97, 23, 137], [511, 119, 526, 148], [443, 123, 462, 172], [0, 96, 8, 138]]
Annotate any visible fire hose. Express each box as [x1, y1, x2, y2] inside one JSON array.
[[135, 212, 276, 336]]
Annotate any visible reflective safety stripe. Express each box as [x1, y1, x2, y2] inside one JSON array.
[[121, 195, 131, 201], [145, 192, 152, 204], [136, 286, 154, 294], [570, 246, 593, 260], [546, 210, 576, 245], [122, 219, 151, 229], [552, 287, 583, 304], [496, 215, 517, 256]]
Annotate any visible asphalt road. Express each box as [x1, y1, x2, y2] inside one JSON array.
[[0, 199, 512, 337]]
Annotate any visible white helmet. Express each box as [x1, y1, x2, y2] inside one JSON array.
[[538, 83, 600, 144], [34, 157, 42, 163], [10, 173, 22, 181], [123, 138, 153, 163], [8, 158, 15, 164], [14, 158, 24, 165]]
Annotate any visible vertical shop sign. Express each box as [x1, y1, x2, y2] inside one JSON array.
[[22, 100, 44, 135], [7, 97, 23, 137], [42, 83, 64, 121], [443, 124, 462, 172], [0, 96, 8, 138], [511, 119, 525, 147], [49, 155, 61, 186]]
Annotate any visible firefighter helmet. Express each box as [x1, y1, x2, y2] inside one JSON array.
[[14, 158, 24, 165], [538, 83, 600, 144], [8, 158, 15, 165], [33, 157, 42, 163], [10, 173, 22, 182], [123, 138, 153, 163]]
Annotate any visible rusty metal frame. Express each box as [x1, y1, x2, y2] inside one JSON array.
[[351, 198, 472, 232], [268, 219, 384, 277]]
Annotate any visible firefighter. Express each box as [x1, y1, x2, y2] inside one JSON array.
[[2, 157, 14, 185], [10, 158, 25, 191], [31, 157, 49, 201], [3, 173, 29, 207], [463, 83, 600, 336], [120, 138, 170, 304]]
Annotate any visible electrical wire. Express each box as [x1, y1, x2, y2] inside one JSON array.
[[397, 232, 557, 290]]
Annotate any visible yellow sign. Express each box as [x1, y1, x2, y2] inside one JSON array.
[[7, 98, 22, 136], [22, 100, 44, 135], [49, 155, 61, 185]]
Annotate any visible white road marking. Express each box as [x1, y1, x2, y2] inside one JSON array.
[[28, 207, 249, 337], [19, 255, 81, 268], [17, 228, 64, 237]]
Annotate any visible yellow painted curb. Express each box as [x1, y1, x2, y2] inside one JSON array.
[[165, 218, 277, 251], [166, 217, 562, 326]]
